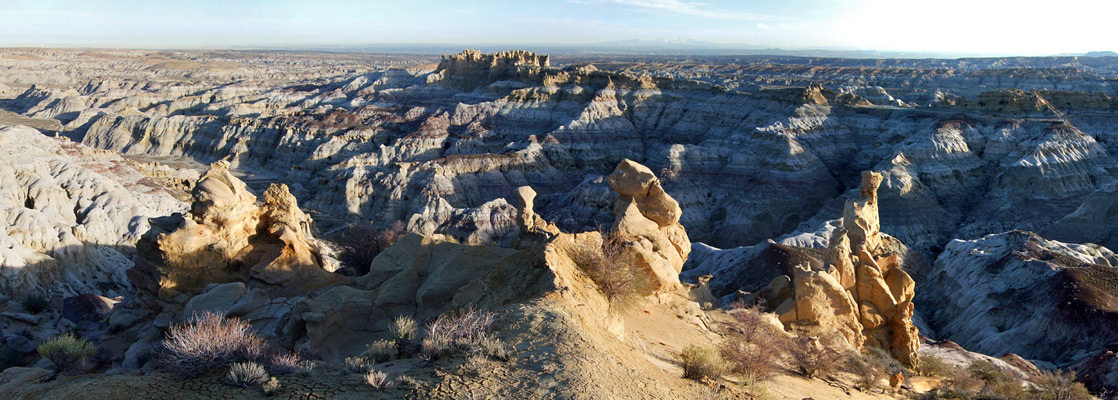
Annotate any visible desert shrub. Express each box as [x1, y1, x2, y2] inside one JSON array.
[[1033, 369, 1092, 400], [788, 335, 843, 379], [391, 315, 419, 355], [345, 356, 373, 373], [966, 359, 1006, 382], [568, 232, 654, 308], [267, 352, 303, 375], [415, 307, 500, 361], [849, 347, 902, 391], [366, 339, 398, 363], [227, 361, 270, 388], [335, 221, 407, 274], [20, 293, 50, 314], [681, 344, 728, 381], [474, 336, 512, 362], [262, 377, 281, 396], [162, 312, 269, 377], [37, 333, 97, 373], [916, 353, 951, 377], [719, 303, 788, 384], [460, 353, 488, 377], [421, 307, 496, 361], [364, 368, 395, 391]]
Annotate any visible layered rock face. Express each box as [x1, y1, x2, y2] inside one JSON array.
[[0, 126, 184, 299], [149, 161, 337, 294], [921, 230, 1118, 391], [607, 159, 690, 292], [12, 49, 1118, 259]]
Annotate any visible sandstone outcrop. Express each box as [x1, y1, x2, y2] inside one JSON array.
[[150, 161, 338, 294], [719, 172, 919, 365], [607, 159, 691, 292]]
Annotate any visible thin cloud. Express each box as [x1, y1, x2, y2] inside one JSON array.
[[576, 0, 780, 21]]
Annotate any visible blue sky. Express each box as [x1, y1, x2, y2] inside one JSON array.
[[0, 0, 1114, 55]]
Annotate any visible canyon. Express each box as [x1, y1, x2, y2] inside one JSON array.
[[1, 48, 1118, 398]]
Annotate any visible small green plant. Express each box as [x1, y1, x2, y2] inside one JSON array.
[[366, 339, 398, 363], [680, 344, 728, 381], [391, 315, 419, 355], [364, 368, 395, 391], [36, 333, 97, 381], [391, 315, 418, 342], [227, 361, 270, 388]]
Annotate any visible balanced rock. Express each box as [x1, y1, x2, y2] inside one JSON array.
[[607, 159, 691, 292]]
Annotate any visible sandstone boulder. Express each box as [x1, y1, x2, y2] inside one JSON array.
[[607, 159, 691, 292]]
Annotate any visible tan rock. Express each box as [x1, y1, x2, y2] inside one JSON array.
[[606, 159, 690, 292], [777, 171, 920, 366], [151, 161, 339, 295]]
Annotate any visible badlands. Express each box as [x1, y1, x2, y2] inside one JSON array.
[[0, 48, 1116, 399]]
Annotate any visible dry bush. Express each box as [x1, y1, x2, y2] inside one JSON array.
[[366, 339, 398, 363], [681, 344, 728, 381], [335, 221, 407, 275], [345, 356, 373, 373], [262, 377, 281, 396], [420, 307, 497, 361], [788, 335, 843, 379], [849, 347, 902, 391], [37, 333, 97, 374], [568, 232, 654, 308], [916, 353, 951, 377], [364, 368, 395, 391], [1034, 369, 1092, 400], [227, 361, 270, 388], [267, 352, 303, 376], [460, 354, 489, 377], [474, 336, 512, 362], [162, 312, 269, 377], [719, 303, 788, 384]]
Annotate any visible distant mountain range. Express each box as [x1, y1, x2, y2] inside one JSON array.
[[245, 41, 1116, 60]]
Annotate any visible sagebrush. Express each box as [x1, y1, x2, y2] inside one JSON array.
[[162, 312, 269, 377], [681, 344, 728, 381], [227, 361, 270, 388], [37, 333, 97, 373]]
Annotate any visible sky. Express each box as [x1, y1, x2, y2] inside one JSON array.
[[0, 0, 1115, 56]]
